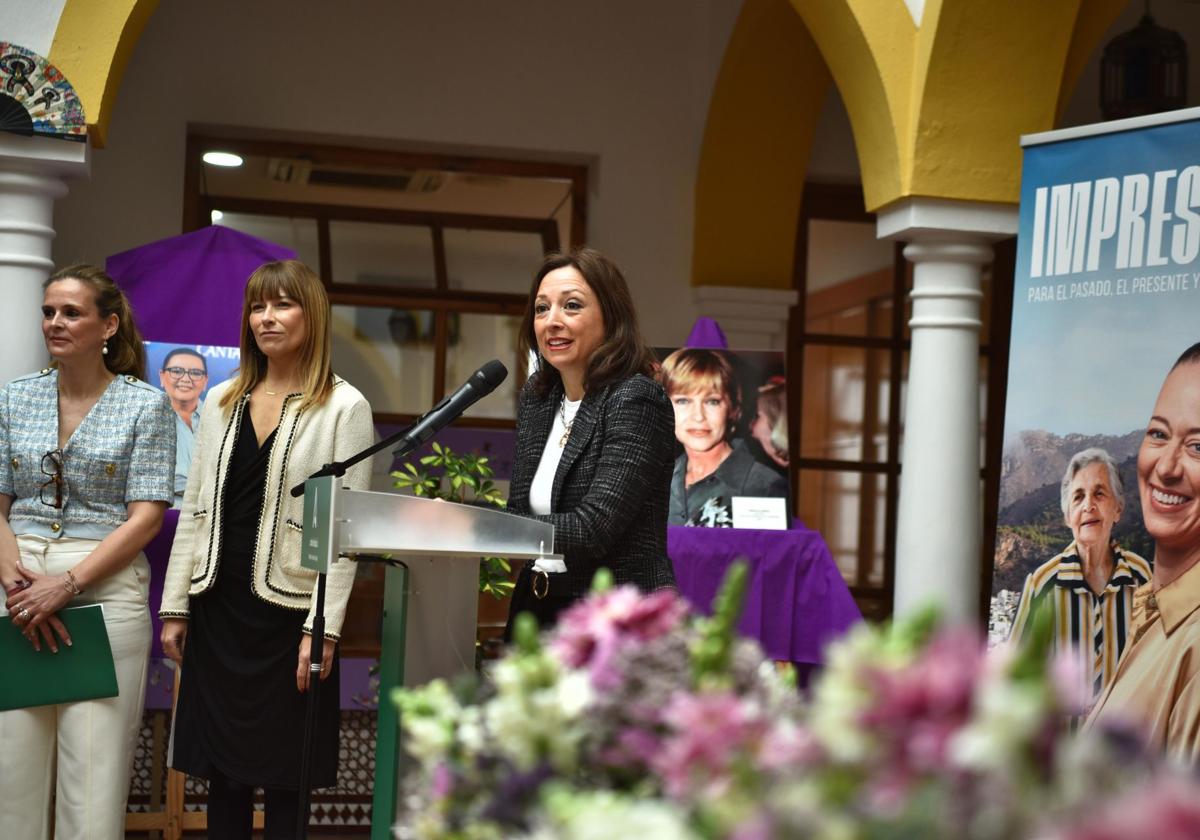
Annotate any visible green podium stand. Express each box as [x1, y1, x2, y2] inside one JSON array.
[[301, 477, 556, 839]]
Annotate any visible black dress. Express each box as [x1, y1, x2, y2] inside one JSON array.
[[171, 409, 340, 789]]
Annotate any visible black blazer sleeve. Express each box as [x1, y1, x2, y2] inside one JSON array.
[[509, 373, 676, 594]]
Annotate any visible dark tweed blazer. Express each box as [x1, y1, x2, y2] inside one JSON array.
[[508, 373, 677, 597]]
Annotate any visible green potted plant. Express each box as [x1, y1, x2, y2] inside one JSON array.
[[390, 442, 515, 601]]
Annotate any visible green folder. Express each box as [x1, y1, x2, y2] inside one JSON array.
[[0, 603, 119, 711]]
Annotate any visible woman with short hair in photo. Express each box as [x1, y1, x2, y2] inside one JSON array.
[[1008, 447, 1151, 704], [659, 348, 787, 527]]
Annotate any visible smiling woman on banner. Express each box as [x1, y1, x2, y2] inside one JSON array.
[[1087, 343, 1200, 761], [1008, 448, 1151, 704], [159, 260, 374, 838], [0, 264, 175, 840], [504, 248, 676, 634]]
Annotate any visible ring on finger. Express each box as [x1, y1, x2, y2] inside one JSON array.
[[18, 607, 31, 621]]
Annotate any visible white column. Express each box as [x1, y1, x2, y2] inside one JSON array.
[[877, 198, 1017, 622], [0, 133, 89, 385], [692, 285, 798, 350]]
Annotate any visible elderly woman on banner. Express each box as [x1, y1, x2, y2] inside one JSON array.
[[659, 348, 787, 527], [503, 248, 676, 634], [1009, 448, 1151, 703], [1087, 343, 1200, 762], [0, 264, 175, 840]]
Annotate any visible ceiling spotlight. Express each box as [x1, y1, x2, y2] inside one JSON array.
[[202, 151, 243, 167]]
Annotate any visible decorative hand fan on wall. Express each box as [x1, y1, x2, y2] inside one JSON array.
[[0, 42, 85, 141]]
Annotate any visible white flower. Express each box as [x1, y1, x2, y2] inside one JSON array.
[[525, 788, 700, 840]]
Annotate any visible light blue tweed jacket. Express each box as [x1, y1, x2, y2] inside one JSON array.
[[0, 368, 175, 539]]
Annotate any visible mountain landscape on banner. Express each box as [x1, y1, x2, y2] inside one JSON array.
[[993, 429, 1152, 594]]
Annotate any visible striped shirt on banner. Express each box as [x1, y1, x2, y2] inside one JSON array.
[[1009, 542, 1152, 703]]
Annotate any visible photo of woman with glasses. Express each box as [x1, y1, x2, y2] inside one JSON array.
[[158, 348, 209, 501], [0, 264, 176, 840]]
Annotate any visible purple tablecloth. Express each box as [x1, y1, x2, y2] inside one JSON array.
[[668, 523, 861, 666]]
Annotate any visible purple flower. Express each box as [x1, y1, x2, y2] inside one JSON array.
[[551, 586, 689, 689]]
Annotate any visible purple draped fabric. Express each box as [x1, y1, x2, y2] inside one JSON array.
[[106, 225, 296, 346], [668, 522, 861, 666], [685, 316, 728, 349]]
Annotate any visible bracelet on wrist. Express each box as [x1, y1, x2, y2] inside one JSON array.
[[62, 569, 83, 596]]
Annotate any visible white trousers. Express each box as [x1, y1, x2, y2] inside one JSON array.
[[0, 535, 151, 840]]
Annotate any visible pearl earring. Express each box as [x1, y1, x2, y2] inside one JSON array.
[[102, 339, 109, 356]]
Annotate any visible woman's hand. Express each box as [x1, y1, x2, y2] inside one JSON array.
[[5, 562, 73, 653], [161, 618, 188, 665], [296, 634, 336, 693], [1, 564, 30, 599]]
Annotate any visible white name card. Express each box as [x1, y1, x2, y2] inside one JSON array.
[[731, 496, 788, 531]]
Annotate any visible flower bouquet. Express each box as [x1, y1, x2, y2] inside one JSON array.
[[391, 566, 1200, 839]]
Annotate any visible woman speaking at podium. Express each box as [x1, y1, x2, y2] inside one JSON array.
[[505, 249, 676, 634], [159, 261, 374, 838]]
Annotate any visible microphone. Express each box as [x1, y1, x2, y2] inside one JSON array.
[[392, 359, 508, 457]]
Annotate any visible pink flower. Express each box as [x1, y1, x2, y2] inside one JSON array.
[[1052, 778, 1200, 840], [430, 762, 455, 799], [551, 586, 689, 689], [857, 630, 983, 778], [651, 691, 769, 798]]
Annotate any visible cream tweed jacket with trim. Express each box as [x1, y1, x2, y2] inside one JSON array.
[[159, 376, 374, 639]]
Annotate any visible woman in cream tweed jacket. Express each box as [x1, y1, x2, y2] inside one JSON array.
[[158, 374, 373, 637], [159, 261, 373, 837]]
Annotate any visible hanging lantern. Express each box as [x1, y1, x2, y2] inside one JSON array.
[[1101, 7, 1188, 121]]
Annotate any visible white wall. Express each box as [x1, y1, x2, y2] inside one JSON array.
[[51, 0, 743, 347]]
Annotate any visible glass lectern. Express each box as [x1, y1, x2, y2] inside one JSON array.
[[300, 476, 556, 839]]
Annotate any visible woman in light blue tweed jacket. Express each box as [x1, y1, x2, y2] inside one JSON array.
[[0, 264, 175, 840]]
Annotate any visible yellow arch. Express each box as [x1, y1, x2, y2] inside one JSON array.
[[792, 0, 1130, 210], [48, 0, 159, 148], [789, 0, 914, 211], [692, 0, 831, 290]]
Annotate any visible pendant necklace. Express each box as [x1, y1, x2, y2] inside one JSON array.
[[558, 399, 575, 448]]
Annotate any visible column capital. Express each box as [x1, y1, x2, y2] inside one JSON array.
[[0, 133, 90, 181], [876, 196, 1017, 243]]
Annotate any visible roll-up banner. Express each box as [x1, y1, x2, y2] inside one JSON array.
[[990, 108, 1200, 704]]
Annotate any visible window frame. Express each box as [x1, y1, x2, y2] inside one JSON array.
[[182, 133, 590, 428]]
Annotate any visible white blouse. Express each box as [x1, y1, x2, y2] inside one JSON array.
[[528, 396, 582, 516]]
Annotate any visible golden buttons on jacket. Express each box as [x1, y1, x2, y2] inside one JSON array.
[[125, 375, 137, 383], [50, 522, 61, 532], [10, 458, 17, 470], [105, 463, 116, 475]]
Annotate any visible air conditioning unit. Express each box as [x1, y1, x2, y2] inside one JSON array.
[[264, 158, 448, 193], [266, 157, 313, 184]]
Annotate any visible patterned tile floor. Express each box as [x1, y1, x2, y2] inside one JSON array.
[[127, 709, 377, 835]]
